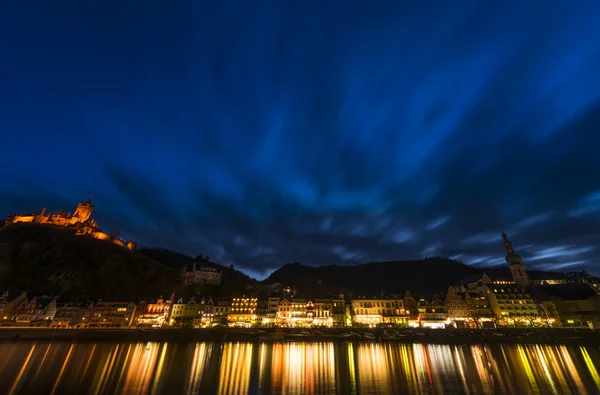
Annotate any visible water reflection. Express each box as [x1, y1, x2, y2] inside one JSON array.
[[1, 342, 600, 394], [219, 343, 253, 394], [262, 343, 336, 394]]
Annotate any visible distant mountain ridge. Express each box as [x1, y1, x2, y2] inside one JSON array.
[[262, 258, 483, 297], [0, 223, 573, 299]]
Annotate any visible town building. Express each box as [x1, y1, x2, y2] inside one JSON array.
[[51, 301, 90, 328], [273, 295, 346, 327], [289, 298, 311, 326], [481, 280, 539, 326], [351, 296, 407, 327], [465, 292, 495, 327], [182, 259, 223, 286], [261, 294, 280, 327], [277, 297, 314, 327], [567, 272, 600, 295], [277, 297, 292, 324], [87, 301, 136, 328], [532, 284, 600, 327], [445, 287, 494, 328], [135, 296, 171, 327], [331, 295, 347, 327], [213, 299, 231, 325], [169, 297, 202, 327], [445, 287, 470, 322], [0, 290, 27, 322], [10, 295, 57, 325], [403, 291, 419, 320], [455, 233, 541, 327], [417, 296, 449, 328], [197, 296, 216, 326], [228, 296, 257, 327], [255, 299, 269, 326], [311, 298, 333, 327]]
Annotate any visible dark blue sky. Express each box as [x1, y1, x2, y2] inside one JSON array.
[[1, 1, 600, 279]]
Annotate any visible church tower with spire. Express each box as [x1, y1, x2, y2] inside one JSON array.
[[502, 231, 529, 288]]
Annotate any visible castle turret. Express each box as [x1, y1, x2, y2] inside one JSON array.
[[502, 231, 529, 288], [33, 208, 47, 223], [71, 197, 94, 224]]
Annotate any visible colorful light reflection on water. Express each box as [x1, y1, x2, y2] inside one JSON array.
[[1, 342, 600, 394]]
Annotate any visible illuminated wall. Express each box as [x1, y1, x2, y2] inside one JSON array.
[[91, 231, 110, 241], [88, 302, 136, 327], [9, 215, 34, 223], [169, 302, 201, 326], [352, 297, 407, 326]]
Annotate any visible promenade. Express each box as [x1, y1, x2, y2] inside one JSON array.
[[1, 327, 599, 345]]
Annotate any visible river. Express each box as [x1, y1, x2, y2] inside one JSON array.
[[1, 342, 600, 394]]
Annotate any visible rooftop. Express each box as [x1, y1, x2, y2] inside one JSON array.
[[535, 284, 598, 301]]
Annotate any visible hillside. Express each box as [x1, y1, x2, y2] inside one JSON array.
[[139, 248, 257, 296], [0, 224, 179, 298], [138, 248, 193, 271], [3, 224, 553, 300], [262, 258, 483, 297]]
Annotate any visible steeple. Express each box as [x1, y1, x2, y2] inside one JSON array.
[[502, 230, 522, 265], [501, 231, 529, 288]]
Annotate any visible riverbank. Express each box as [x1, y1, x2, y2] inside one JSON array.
[[1, 327, 600, 345]]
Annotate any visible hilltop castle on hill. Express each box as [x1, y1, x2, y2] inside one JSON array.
[[2, 198, 136, 250]]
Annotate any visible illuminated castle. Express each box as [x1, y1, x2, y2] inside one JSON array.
[[3, 198, 136, 250]]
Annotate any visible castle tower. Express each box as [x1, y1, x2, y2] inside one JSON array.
[[502, 231, 529, 288], [33, 208, 47, 223], [71, 197, 94, 224]]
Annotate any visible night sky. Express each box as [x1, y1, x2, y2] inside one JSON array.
[[1, 2, 600, 279]]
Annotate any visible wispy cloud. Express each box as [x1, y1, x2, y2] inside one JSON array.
[[1, 1, 600, 276], [529, 245, 595, 261], [390, 230, 415, 244], [251, 245, 275, 257], [421, 243, 442, 256], [331, 245, 364, 261], [537, 261, 588, 271], [426, 216, 451, 231], [517, 212, 553, 228], [569, 190, 600, 217]]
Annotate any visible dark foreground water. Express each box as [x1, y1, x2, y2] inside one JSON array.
[[1, 342, 600, 394]]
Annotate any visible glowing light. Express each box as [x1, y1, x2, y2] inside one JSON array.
[[517, 345, 540, 393], [534, 345, 557, 393], [347, 343, 357, 393], [218, 343, 253, 394], [581, 347, 600, 389], [50, 344, 74, 395], [8, 344, 36, 394], [1, 341, 599, 393]]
